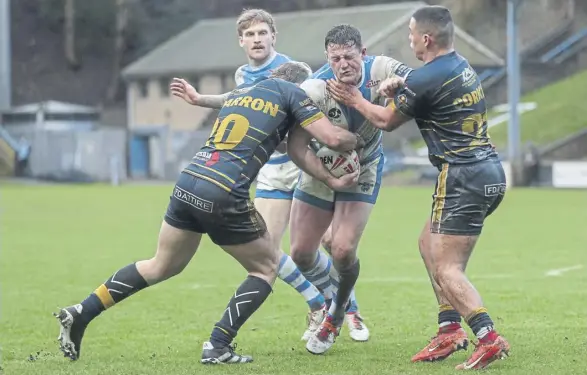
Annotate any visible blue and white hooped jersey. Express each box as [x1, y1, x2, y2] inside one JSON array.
[[301, 55, 412, 164]]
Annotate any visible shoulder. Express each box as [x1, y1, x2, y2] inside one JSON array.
[[234, 65, 247, 85], [371, 55, 412, 79], [300, 79, 326, 103], [275, 52, 293, 63], [311, 63, 333, 80]]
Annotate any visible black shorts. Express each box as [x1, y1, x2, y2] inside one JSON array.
[[164, 172, 267, 246], [431, 157, 506, 236]]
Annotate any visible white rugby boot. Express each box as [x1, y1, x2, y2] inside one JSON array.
[[301, 305, 327, 341], [306, 314, 341, 355], [345, 312, 370, 341]]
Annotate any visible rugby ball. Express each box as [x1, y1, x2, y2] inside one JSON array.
[[316, 147, 360, 178]]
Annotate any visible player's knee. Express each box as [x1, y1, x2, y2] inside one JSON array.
[[251, 255, 279, 284], [329, 242, 357, 270], [290, 247, 315, 270]]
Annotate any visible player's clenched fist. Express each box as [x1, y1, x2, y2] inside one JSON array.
[[377, 77, 405, 98], [170, 78, 200, 105], [326, 170, 359, 191]]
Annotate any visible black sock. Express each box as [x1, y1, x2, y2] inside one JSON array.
[[331, 259, 360, 324], [466, 308, 494, 337], [210, 275, 273, 348], [79, 263, 148, 324], [438, 304, 462, 325]]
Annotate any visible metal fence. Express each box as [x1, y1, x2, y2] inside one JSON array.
[[11, 128, 127, 182]]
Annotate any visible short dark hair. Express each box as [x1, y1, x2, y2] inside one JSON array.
[[324, 24, 362, 50], [270, 61, 312, 84], [412, 6, 454, 48]]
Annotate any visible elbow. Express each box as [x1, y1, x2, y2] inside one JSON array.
[[324, 135, 342, 150], [373, 115, 393, 131]]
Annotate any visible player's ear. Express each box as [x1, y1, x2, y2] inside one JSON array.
[[423, 34, 431, 48], [238, 36, 245, 48], [360, 47, 367, 57]]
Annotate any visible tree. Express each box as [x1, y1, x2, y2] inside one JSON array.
[[64, 0, 80, 69], [106, 0, 130, 102]]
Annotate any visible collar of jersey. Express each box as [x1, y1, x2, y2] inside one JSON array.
[[246, 50, 278, 72]]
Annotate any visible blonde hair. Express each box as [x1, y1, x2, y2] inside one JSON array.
[[236, 8, 277, 36]]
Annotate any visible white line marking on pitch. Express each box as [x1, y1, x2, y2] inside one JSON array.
[[545, 265, 583, 277]]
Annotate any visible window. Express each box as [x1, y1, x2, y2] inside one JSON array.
[[137, 80, 148, 98], [159, 77, 171, 97]]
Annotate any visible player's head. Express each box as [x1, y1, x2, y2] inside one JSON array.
[[270, 62, 312, 85], [324, 24, 366, 85], [409, 6, 455, 62], [236, 9, 277, 63]]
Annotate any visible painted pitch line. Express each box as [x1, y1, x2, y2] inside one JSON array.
[[545, 265, 583, 277]]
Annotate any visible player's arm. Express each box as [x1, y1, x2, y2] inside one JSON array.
[[374, 55, 413, 80], [287, 123, 357, 191], [327, 69, 426, 132], [298, 80, 362, 151], [170, 78, 229, 109]]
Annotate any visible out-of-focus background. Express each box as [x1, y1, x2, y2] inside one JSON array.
[[1, 0, 586, 187]]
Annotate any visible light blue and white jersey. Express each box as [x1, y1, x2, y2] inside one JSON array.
[[234, 52, 294, 164], [301, 55, 411, 164], [235, 52, 292, 85]]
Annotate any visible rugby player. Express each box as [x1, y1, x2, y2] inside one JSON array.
[[53, 62, 364, 364], [289, 24, 412, 354], [170, 8, 370, 342], [326, 6, 510, 370]]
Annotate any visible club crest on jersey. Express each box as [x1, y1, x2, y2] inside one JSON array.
[[328, 108, 341, 119]]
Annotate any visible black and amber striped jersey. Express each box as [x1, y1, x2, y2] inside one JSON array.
[[184, 77, 324, 198], [392, 51, 497, 167]]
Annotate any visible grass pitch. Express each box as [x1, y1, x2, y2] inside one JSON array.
[[1, 183, 586, 374]]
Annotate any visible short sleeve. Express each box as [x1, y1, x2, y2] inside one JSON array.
[[282, 82, 324, 128], [391, 68, 429, 118], [376, 56, 413, 79]]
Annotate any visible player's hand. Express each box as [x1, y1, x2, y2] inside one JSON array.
[[326, 79, 362, 107], [377, 77, 405, 98], [326, 170, 359, 191], [170, 78, 200, 105]]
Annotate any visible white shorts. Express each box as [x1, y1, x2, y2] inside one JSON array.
[[293, 154, 384, 211], [255, 153, 300, 200]]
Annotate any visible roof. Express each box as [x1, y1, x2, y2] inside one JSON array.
[[122, 2, 504, 79]]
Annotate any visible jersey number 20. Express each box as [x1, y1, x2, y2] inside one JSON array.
[[206, 114, 250, 150]]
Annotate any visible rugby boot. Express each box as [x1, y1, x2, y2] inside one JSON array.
[[345, 312, 370, 342], [306, 314, 341, 355], [455, 334, 510, 370], [54, 304, 87, 360], [301, 304, 327, 341], [412, 326, 469, 362], [200, 341, 253, 364]]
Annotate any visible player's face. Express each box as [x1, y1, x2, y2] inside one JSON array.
[[326, 44, 366, 85], [239, 22, 275, 63], [409, 18, 429, 61]]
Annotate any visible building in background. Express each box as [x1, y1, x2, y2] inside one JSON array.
[[121, 1, 504, 179]]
